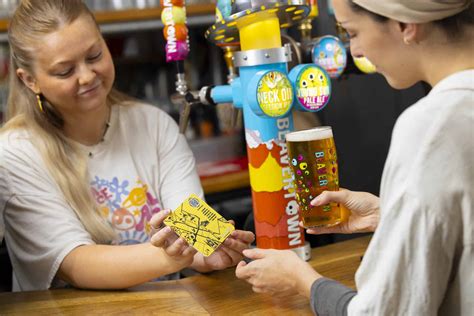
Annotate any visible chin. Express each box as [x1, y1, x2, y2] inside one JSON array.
[[384, 75, 418, 90], [80, 97, 108, 113]]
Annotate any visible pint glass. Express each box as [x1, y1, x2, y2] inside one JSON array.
[[286, 126, 341, 227]]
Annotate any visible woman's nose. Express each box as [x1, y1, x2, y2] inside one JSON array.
[[350, 43, 364, 59], [78, 64, 95, 86]]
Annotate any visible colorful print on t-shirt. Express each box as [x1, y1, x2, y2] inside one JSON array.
[[91, 176, 162, 245]]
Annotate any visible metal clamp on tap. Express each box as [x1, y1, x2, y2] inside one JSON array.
[[198, 86, 216, 106], [233, 44, 293, 67]]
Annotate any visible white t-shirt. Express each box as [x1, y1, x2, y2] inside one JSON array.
[[348, 70, 474, 315], [0, 102, 203, 291]]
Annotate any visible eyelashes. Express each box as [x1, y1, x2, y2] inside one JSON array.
[[54, 51, 103, 78]]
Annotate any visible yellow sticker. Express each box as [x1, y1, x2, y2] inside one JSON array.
[[256, 71, 293, 117], [164, 194, 235, 256]]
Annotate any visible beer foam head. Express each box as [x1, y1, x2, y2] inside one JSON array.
[[285, 126, 333, 142]]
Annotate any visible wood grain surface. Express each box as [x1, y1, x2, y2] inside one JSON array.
[[0, 236, 370, 315]]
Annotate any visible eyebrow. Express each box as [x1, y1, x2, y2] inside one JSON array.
[[50, 40, 101, 67]]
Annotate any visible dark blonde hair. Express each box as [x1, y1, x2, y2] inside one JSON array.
[[3, 0, 130, 243]]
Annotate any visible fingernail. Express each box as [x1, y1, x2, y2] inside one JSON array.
[[163, 209, 170, 215]]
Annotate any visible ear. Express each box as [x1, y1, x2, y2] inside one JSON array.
[[16, 68, 40, 94], [398, 23, 420, 45]]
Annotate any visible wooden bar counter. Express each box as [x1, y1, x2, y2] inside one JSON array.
[[0, 236, 370, 315]]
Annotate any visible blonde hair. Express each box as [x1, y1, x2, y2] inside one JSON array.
[[3, 0, 131, 243]]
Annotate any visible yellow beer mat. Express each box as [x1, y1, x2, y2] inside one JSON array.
[[164, 194, 235, 256]]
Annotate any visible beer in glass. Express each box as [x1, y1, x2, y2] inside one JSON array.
[[286, 126, 341, 227]]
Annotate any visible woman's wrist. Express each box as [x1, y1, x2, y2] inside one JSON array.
[[190, 253, 212, 273], [295, 263, 323, 298]]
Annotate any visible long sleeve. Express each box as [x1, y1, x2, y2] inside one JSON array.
[[310, 278, 356, 316], [348, 70, 473, 315], [347, 194, 460, 315]]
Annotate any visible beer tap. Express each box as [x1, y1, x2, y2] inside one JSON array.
[[161, 0, 196, 134]]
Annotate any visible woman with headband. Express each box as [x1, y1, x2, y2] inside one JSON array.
[[236, 0, 473, 315]]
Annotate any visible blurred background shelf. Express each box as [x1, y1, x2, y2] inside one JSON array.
[[0, 4, 216, 41], [94, 4, 215, 23]]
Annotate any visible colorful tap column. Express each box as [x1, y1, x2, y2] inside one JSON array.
[[237, 13, 302, 250], [204, 1, 332, 259]]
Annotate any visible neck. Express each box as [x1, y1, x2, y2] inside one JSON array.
[[62, 104, 110, 146], [418, 29, 474, 87]]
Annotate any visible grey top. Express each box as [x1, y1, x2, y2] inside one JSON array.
[[310, 278, 356, 316]]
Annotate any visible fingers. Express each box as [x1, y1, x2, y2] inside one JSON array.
[[306, 226, 344, 235], [149, 209, 171, 231], [230, 230, 255, 244], [242, 248, 269, 260], [236, 260, 247, 269], [181, 243, 198, 257], [228, 245, 247, 261], [222, 230, 255, 256], [311, 190, 349, 206], [166, 238, 193, 256], [150, 226, 187, 257], [219, 244, 246, 266], [224, 235, 252, 254], [151, 226, 173, 246], [252, 286, 270, 294], [235, 260, 251, 279]]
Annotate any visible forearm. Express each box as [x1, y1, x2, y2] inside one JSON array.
[[58, 243, 191, 289]]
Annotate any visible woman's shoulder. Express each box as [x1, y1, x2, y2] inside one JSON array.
[[387, 74, 473, 192], [0, 128, 43, 169], [394, 75, 473, 141], [0, 128, 37, 158], [0, 128, 46, 189]]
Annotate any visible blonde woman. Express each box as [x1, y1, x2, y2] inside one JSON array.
[[236, 0, 473, 315], [0, 0, 254, 291]]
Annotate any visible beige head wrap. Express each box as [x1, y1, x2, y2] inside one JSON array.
[[352, 0, 471, 23]]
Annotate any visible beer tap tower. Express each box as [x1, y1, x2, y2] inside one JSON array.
[[162, 0, 334, 259], [195, 0, 333, 260]]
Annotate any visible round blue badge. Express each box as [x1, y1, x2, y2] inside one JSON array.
[[312, 35, 347, 79]]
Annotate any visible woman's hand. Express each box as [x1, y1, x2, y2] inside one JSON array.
[[306, 188, 380, 235], [192, 225, 255, 273], [149, 210, 196, 267], [235, 249, 321, 298]]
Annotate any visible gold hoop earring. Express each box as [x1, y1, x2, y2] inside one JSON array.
[[36, 94, 44, 113], [403, 38, 410, 45]]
